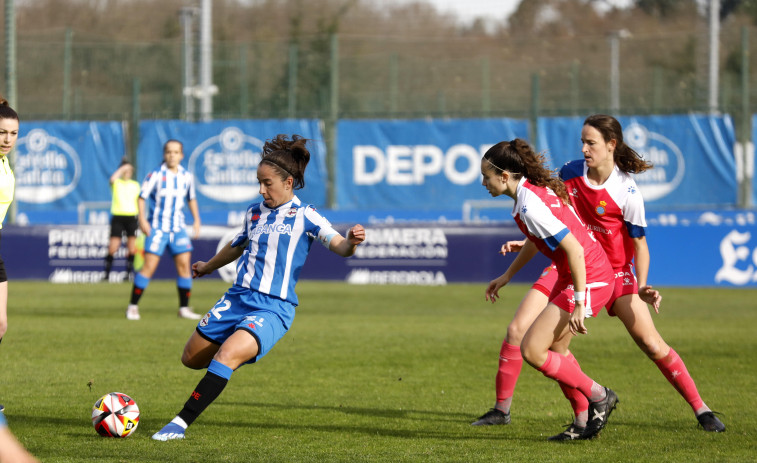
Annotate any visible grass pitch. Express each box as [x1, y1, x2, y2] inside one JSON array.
[[1, 280, 755, 462]]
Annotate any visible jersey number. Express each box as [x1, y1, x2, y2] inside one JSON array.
[[211, 296, 231, 319]]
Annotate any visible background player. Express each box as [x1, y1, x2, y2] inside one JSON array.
[[152, 134, 365, 441], [126, 139, 202, 320], [473, 115, 724, 438], [554, 113, 724, 435], [103, 159, 140, 282]]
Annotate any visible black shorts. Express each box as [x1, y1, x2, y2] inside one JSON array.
[[110, 215, 138, 238], [0, 231, 6, 283]]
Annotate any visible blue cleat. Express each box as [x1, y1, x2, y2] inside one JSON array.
[[151, 423, 186, 441]]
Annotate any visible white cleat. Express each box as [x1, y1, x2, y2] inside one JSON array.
[[178, 307, 202, 320], [126, 304, 141, 320]]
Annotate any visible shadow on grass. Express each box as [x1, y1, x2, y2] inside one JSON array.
[[179, 401, 564, 442]]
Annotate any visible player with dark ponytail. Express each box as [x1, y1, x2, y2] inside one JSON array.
[[153, 134, 366, 441], [480, 138, 619, 440]]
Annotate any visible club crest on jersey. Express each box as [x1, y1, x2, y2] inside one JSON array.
[[595, 200, 607, 216], [521, 205, 527, 214], [251, 213, 260, 222], [286, 207, 298, 218]]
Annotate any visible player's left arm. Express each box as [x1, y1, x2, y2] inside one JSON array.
[[632, 235, 661, 312], [328, 224, 365, 257], [187, 198, 201, 239], [558, 232, 588, 335]]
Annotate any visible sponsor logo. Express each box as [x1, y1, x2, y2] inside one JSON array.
[[346, 269, 447, 286], [715, 229, 757, 285], [354, 228, 448, 260], [15, 129, 82, 203], [353, 144, 490, 185], [251, 223, 293, 237], [625, 123, 684, 201], [188, 127, 264, 203]]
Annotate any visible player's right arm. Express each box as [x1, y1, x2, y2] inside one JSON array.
[[485, 238, 538, 303], [192, 241, 245, 278], [137, 197, 150, 236]]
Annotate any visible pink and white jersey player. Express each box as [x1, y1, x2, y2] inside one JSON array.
[[560, 159, 646, 269]]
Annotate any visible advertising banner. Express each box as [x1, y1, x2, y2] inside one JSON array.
[[538, 114, 738, 208], [13, 121, 126, 224], [645, 210, 757, 287], [137, 120, 328, 221], [3, 215, 756, 287], [0, 223, 549, 286], [335, 118, 529, 211]]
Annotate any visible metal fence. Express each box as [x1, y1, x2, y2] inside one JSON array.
[[4, 25, 756, 131]]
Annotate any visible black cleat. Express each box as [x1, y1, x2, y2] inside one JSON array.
[[697, 411, 725, 432], [471, 408, 511, 426], [548, 423, 585, 441], [579, 387, 618, 440]]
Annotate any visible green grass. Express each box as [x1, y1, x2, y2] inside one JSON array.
[[1, 280, 755, 462]]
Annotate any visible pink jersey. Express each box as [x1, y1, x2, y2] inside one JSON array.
[[511, 177, 610, 283], [560, 160, 647, 269]]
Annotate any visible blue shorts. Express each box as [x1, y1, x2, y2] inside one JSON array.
[[144, 228, 193, 256], [196, 286, 295, 364]]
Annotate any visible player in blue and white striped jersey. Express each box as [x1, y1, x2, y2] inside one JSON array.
[[126, 139, 203, 321], [153, 134, 365, 441]]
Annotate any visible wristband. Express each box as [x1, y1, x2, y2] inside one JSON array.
[[573, 290, 585, 302]]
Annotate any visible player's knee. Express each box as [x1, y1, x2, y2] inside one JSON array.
[[519, 338, 544, 368], [505, 322, 528, 345], [180, 351, 206, 370], [636, 334, 667, 359]]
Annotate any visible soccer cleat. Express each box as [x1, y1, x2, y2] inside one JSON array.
[[579, 387, 618, 440], [471, 408, 511, 426], [178, 307, 202, 320], [126, 304, 141, 320], [0, 404, 4, 412], [548, 423, 585, 441], [151, 423, 186, 441], [697, 411, 725, 432]]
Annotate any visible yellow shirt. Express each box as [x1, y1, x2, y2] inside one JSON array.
[[111, 178, 140, 216], [0, 156, 15, 228]]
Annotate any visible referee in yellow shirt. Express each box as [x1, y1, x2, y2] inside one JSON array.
[[0, 97, 18, 357], [104, 160, 140, 282]]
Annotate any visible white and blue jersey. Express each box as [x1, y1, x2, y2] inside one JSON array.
[[230, 195, 338, 306], [140, 163, 196, 233]]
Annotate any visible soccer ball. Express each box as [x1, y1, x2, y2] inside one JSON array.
[[91, 392, 140, 438]]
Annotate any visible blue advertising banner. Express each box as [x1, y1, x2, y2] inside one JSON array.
[[646, 210, 757, 287], [13, 121, 126, 224], [335, 118, 529, 211], [137, 120, 327, 217], [538, 114, 737, 208]]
